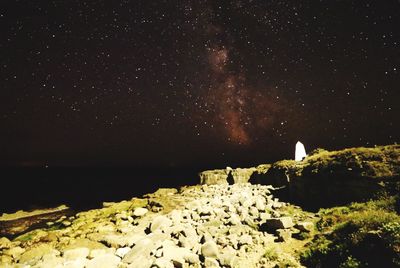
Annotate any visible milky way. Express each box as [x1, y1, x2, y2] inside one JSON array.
[[206, 46, 285, 145], [0, 0, 399, 167]]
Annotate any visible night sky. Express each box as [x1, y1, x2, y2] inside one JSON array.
[[1, 0, 399, 168]]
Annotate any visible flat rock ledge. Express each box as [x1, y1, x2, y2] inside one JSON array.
[[0, 184, 316, 268]]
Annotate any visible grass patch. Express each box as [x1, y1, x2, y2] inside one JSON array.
[[301, 196, 400, 267], [15, 231, 37, 242], [263, 246, 279, 261]]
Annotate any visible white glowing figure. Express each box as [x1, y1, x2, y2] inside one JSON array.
[[295, 141, 307, 161]]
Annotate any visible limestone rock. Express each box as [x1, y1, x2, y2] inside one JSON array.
[[261, 217, 294, 231], [152, 257, 174, 268], [115, 247, 131, 258], [218, 246, 236, 267], [150, 216, 173, 232], [199, 170, 229, 185], [0, 254, 13, 265], [3, 246, 25, 259], [0, 237, 12, 249], [133, 207, 148, 217], [89, 248, 114, 259], [204, 257, 220, 267], [61, 258, 87, 268], [228, 214, 241, 225], [162, 244, 198, 265], [86, 254, 121, 268], [201, 241, 219, 258], [122, 238, 156, 264], [63, 247, 90, 260], [276, 229, 292, 242], [295, 221, 314, 232], [0, 178, 318, 268], [101, 233, 144, 248], [18, 244, 55, 265], [37, 254, 64, 268], [231, 168, 257, 184], [125, 255, 152, 268], [238, 234, 252, 245], [255, 197, 266, 211]]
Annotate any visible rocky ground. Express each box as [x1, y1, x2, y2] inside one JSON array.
[[0, 183, 316, 268]]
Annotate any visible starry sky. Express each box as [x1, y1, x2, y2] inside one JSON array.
[[0, 0, 399, 168]]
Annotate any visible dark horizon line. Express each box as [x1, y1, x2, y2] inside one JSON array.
[[1, 143, 396, 170]]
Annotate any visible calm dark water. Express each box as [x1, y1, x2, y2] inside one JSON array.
[[0, 167, 200, 214]]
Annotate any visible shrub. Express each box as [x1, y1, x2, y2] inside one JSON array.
[[301, 197, 400, 267]]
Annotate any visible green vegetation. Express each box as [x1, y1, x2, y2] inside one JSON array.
[[301, 196, 400, 267], [15, 230, 39, 242], [256, 164, 272, 174], [263, 246, 279, 261], [271, 144, 400, 179], [304, 144, 400, 178]]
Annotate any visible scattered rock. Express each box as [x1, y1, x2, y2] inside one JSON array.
[[295, 221, 314, 232], [0, 255, 13, 265], [238, 234, 252, 246], [275, 229, 292, 242], [37, 254, 64, 267], [0, 237, 12, 249], [89, 248, 115, 259], [261, 216, 294, 231], [133, 207, 148, 217], [3, 246, 25, 259], [62, 220, 72, 226], [125, 255, 152, 268], [115, 247, 131, 258], [150, 216, 173, 232], [122, 238, 156, 264], [60, 258, 87, 268], [1, 183, 316, 268], [18, 244, 55, 265], [86, 253, 121, 268], [228, 214, 241, 225], [152, 257, 174, 268], [162, 244, 195, 265], [204, 257, 220, 267], [63, 247, 90, 260], [201, 241, 219, 258]]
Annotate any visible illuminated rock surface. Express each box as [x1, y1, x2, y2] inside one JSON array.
[[0, 184, 314, 267]]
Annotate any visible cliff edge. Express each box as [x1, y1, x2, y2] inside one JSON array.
[[199, 144, 400, 207]]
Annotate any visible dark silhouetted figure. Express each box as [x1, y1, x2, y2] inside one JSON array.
[[227, 170, 234, 185]]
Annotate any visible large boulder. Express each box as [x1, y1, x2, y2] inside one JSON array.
[[18, 244, 56, 265], [201, 241, 219, 258], [199, 167, 260, 185], [231, 168, 257, 183], [133, 207, 148, 217], [86, 254, 121, 268], [199, 169, 229, 185], [150, 216, 173, 233], [261, 217, 294, 231]]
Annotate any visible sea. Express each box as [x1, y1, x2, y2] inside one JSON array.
[[0, 167, 200, 214]]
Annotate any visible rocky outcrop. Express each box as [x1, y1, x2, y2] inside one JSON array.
[[0, 184, 315, 267], [264, 145, 400, 207], [231, 168, 257, 183], [200, 145, 400, 208], [0, 205, 72, 236], [199, 169, 229, 185], [199, 165, 270, 185]]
